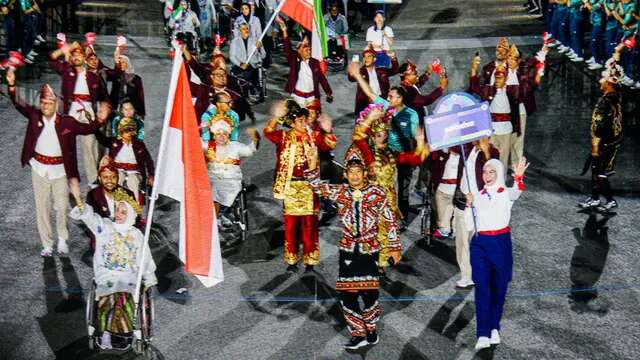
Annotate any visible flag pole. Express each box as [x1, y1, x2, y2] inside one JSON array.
[[245, 0, 288, 64], [132, 43, 184, 310]]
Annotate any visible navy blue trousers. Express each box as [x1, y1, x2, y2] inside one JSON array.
[[471, 232, 513, 338]]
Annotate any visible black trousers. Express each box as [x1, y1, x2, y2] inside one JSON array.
[[397, 164, 414, 220]]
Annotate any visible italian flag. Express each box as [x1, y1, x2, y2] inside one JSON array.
[[153, 51, 223, 287], [281, 0, 328, 72]]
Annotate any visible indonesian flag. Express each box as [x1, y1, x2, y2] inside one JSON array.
[[281, 0, 328, 72], [154, 51, 223, 287]]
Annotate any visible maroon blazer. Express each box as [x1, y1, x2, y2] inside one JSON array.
[[48, 56, 107, 113], [347, 60, 399, 114], [10, 87, 100, 181], [516, 57, 540, 116], [468, 75, 522, 136], [283, 35, 332, 100], [401, 82, 444, 120], [95, 136, 155, 178]]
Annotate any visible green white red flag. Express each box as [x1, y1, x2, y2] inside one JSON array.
[[280, 0, 328, 71]]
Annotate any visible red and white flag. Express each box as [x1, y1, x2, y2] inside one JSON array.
[[154, 52, 223, 287], [281, 0, 328, 72]]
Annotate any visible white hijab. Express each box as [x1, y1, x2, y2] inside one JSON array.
[[483, 159, 505, 192], [112, 200, 137, 234]]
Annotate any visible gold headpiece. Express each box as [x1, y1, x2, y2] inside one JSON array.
[[113, 187, 141, 215], [117, 117, 137, 135], [497, 37, 510, 52], [508, 44, 520, 59]]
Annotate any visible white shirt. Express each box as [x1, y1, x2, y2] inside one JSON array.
[[489, 88, 513, 135], [437, 152, 460, 195], [367, 67, 381, 96], [489, 60, 506, 85], [30, 115, 66, 180], [295, 60, 314, 93], [366, 25, 394, 51], [506, 68, 519, 86], [207, 141, 257, 180], [114, 143, 138, 167], [73, 69, 90, 95], [472, 185, 522, 231]]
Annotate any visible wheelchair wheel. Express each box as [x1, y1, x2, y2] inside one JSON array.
[[86, 281, 97, 350], [420, 191, 431, 244], [231, 186, 249, 242], [258, 67, 267, 99]]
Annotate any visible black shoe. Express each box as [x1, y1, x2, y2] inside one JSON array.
[[344, 336, 368, 350], [304, 265, 315, 273], [366, 331, 379, 345], [286, 264, 299, 273]]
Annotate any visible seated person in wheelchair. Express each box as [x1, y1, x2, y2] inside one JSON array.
[[204, 114, 260, 224], [96, 117, 154, 205], [69, 191, 157, 349], [200, 91, 240, 148], [230, 22, 266, 101], [324, 2, 349, 61], [168, 0, 201, 52]]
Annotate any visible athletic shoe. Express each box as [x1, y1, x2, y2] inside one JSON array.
[[621, 76, 634, 86], [632, 81, 640, 90], [570, 56, 584, 62], [578, 197, 600, 209], [475, 336, 491, 350], [558, 45, 569, 53], [490, 329, 501, 345], [27, 50, 38, 57], [588, 63, 603, 70], [36, 34, 46, 43], [585, 57, 596, 64], [597, 200, 618, 212], [455, 278, 475, 289], [34, 39, 41, 46], [547, 41, 558, 48], [344, 336, 368, 350], [41, 247, 54, 257], [432, 228, 451, 239], [366, 331, 379, 345], [25, 57, 34, 64], [57, 239, 69, 257]]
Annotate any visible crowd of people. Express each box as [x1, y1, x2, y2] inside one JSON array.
[[0, 0, 631, 354]]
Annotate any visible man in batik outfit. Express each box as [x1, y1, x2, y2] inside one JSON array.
[[305, 145, 401, 350]]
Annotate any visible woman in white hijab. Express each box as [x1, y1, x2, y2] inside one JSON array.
[[465, 156, 529, 351], [70, 189, 157, 349]]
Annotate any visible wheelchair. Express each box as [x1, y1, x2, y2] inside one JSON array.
[[218, 183, 249, 243], [230, 65, 267, 104], [326, 38, 347, 72], [86, 281, 155, 354]]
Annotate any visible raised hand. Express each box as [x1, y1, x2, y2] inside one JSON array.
[[270, 100, 288, 120], [6, 68, 15, 86], [512, 156, 530, 178], [347, 60, 361, 77], [305, 142, 319, 169], [318, 114, 333, 133]]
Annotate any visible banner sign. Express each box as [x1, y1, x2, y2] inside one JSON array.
[[424, 101, 492, 151], [368, 0, 403, 4]]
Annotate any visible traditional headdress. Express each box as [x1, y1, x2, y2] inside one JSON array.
[[113, 187, 141, 216], [344, 144, 367, 169], [117, 117, 137, 135], [399, 61, 417, 77], [601, 58, 624, 85], [40, 84, 57, 102], [68, 41, 84, 56], [98, 156, 118, 176], [496, 37, 510, 52], [508, 44, 520, 59], [494, 63, 507, 78], [356, 103, 392, 133], [305, 98, 321, 113], [278, 99, 309, 127], [209, 113, 234, 134]]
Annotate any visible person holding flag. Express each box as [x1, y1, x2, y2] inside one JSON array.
[[276, 16, 333, 108]]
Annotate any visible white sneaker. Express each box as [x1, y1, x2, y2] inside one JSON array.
[[34, 39, 41, 46], [490, 329, 501, 345], [455, 278, 475, 289], [36, 34, 46, 43], [571, 56, 584, 62], [633, 81, 640, 90], [621, 76, 634, 86], [585, 57, 595, 64], [475, 336, 491, 350], [547, 41, 558, 48], [588, 63, 603, 70], [57, 239, 69, 257], [99, 331, 113, 349], [27, 50, 38, 57], [558, 46, 569, 53]]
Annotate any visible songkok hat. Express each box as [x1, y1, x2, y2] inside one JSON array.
[[98, 156, 118, 176], [601, 58, 624, 85], [40, 84, 57, 102], [209, 113, 234, 134], [496, 37, 510, 52], [117, 117, 137, 134]]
